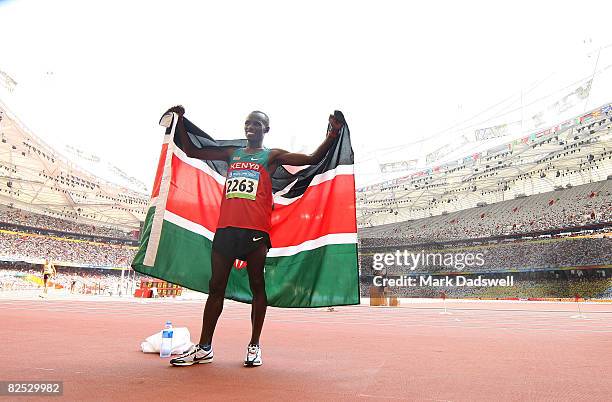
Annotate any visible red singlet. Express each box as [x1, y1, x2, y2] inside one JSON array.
[[216, 148, 273, 233]]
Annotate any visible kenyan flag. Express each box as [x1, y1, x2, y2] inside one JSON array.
[[132, 112, 359, 307]]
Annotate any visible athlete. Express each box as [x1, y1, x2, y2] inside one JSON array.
[[166, 105, 342, 367], [42, 259, 56, 296]]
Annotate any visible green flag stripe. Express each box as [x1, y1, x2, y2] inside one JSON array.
[[133, 213, 360, 308]]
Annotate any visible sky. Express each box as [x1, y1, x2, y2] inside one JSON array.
[[1, 0, 611, 190]]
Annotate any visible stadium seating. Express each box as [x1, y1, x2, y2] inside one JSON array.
[[359, 180, 612, 244], [0, 231, 136, 268], [0, 205, 138, 240]]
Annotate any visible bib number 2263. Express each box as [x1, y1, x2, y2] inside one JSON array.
[[226, 170, 259, 200]]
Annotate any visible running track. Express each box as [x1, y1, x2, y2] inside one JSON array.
[[3, 295, 612, 401]]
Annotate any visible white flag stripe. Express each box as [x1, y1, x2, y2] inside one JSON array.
[[173, 146, 227, 185], [162, 210, 356, 256], [271, 178, 298, 201], [274, 164, 354, 206], [310, 164, 354, 186], [144, 114, 179, 266], [267, 233, 357, 257], [164, 210, 215, 241]]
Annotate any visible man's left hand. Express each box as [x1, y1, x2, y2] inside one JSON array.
[[327, 114, 343, 138]]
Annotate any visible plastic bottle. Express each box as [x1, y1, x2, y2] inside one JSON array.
[[160, 321, 173, 358]]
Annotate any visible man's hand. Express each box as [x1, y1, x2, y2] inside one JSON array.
[[168, 105, 236, 162], [327, 112, 344, 138], [272, 111, 345, 167], [163, 105, 185, 117]]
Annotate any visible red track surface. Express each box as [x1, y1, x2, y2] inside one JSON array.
[[3, 296, 612, 401]]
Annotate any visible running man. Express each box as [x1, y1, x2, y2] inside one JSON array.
[[166, 106, 342, 367], [42, 259, 56, 295]]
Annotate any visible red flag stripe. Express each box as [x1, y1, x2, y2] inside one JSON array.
[[166, 153, 225, 233], [164, 151, 356, 247], [270, 175, 356, 247]]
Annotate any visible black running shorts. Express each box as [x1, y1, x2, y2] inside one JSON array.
[[212, 227, 271, 261]]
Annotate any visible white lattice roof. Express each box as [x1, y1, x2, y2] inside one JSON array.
[[0, 101, 148, 230]]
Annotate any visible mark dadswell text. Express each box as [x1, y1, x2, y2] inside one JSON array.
[[373, 275, 514, 287]]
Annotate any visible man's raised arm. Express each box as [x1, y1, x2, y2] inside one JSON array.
[[270, 113, 343, 167], [163, 105, 235, 162]]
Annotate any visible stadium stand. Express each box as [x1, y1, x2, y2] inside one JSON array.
[[0, 204, 138, 241], [358, 103, 612, 230], [0, 101, 148, 295], [0, 230, 136, 268], [597, 285, 612, 299], [359, 179, 611, 243], [0, 101, 148, 231], [358, 104, 612, 300]]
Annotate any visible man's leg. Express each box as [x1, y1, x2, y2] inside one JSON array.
[[199, 250, 235, 345], [245, 244, 268, 345]]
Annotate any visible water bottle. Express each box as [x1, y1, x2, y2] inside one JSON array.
[[160, 321, 173, 358]]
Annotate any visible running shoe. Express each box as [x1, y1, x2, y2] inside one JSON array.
[[244, 344, 262, 367], [170, 344, 213, 366]]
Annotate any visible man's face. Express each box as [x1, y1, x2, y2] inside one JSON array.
[[244, 112, 269, 142]]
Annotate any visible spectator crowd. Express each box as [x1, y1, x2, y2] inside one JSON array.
[[360, 181, 612, 245], [0, 205, 138, 241], [0, 231, 136, 268]]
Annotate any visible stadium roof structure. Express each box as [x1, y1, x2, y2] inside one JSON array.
[[358, 103, 612, 227], [0, 101, 148, 230]]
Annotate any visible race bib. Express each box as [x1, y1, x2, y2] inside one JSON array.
[[226, 169, 259, 200]]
